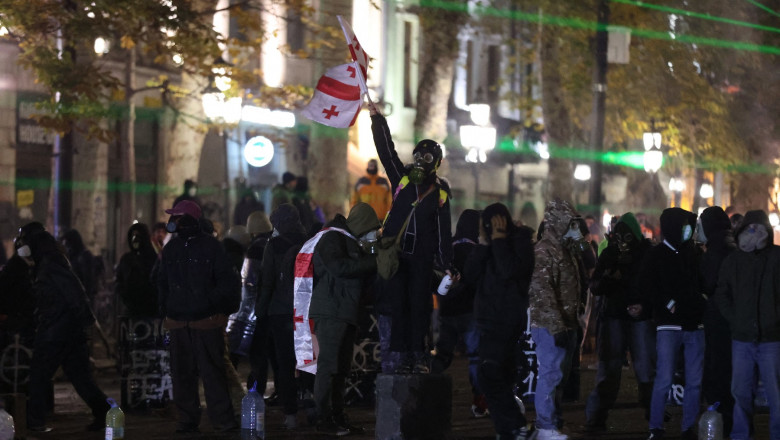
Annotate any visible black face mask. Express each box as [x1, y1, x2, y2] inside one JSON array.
[[367, 167, 378, 175], [167, 215, 199, 236], [615, 231, 635, 263]]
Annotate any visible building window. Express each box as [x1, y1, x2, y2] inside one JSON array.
[[487, 45, 501, 103]]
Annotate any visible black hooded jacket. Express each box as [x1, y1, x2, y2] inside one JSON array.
[[157, 223, 241, 321], [638, 208, 705, 330], [257, 204, 308, 317], [115, 223, 159, 317], [61, 229, 99, 300], [699, 206, 735, 300], [438, 209, 479, 317], [27, 232, 95, 342], [715, 210, 780, 342], [465, 204, 535, 333]]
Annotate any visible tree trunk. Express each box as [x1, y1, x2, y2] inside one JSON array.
[[119, 47, 137, 247], [307, 0, 353, 219], [540, 25, 574, 202], [413, 2, 468, 141]]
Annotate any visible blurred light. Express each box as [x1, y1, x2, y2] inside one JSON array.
[[468, 103, 491, 126], [643, 150, 663, 173], [769, 212, 780, 227], [213, 66, 231, 92], [534, 141, 550, 159], [460, 125, 496, 151], [172, 54, 183, 65], [223, 97, 243, 124], [602, 210, 612, 230], [699, 182, 714, 199], [574, 164, 592, 181], [669, 177, 686, 192], [202, 93, 242, 124], [643, 132, 662, 150], [240, 106, 296, 128], [244, 136, 274, 168], [94, 37, 109, 55]]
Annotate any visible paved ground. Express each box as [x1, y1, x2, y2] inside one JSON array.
[[19, 354, 772, 440]]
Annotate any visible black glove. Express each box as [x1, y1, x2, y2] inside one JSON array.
[[553, 330, 569, 348]]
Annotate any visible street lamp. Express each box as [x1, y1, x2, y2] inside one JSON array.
[[643, 127, 663, 173], [461, 102, 496, 208]]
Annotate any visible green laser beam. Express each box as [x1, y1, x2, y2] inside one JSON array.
[[414, 0, 780, 55], [745, 0, 780, 19], [613, 0, 780, 34]]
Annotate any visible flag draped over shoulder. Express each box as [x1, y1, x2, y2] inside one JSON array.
[[337, 16, 370, 81], [293, 227, 355, 374], [301, 63, 362, 128]]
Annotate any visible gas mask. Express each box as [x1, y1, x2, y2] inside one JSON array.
[[409, 140, 441, 185], [614, 230, 635, 264], [359, 230, 379, 254], [562, 220, 589, 253], [166, 215, 199, 236]]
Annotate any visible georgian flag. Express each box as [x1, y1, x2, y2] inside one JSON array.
[[293, 227, 355, 374], [337, 16, 370, 84], [302, 63, 362, 128]]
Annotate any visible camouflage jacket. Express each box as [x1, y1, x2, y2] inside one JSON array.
[[529, 199, 581, 334]]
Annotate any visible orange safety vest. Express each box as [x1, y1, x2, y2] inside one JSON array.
[[351, 174, 393, 220]]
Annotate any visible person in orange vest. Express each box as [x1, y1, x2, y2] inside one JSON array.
[[350, 159, 392, 221]]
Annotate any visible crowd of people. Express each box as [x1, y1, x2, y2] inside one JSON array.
[[0, 104, 778, 440]]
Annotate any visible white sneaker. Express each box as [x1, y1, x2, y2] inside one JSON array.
[[533, 428, 568, 440]]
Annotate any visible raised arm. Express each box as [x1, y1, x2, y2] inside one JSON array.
[[369, 105, 405, 187]]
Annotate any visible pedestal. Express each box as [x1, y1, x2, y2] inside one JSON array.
[[375, 373, 452, 440]]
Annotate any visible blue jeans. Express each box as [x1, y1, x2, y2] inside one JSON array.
[[649, 329, 704, 432], [730, 341, 780, 440], [531, 327, 577, 430], [585, 318, 656, 424]]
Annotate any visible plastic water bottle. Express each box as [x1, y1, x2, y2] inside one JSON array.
[[698, 402, 723, 440], [241, 382, 265, 439], [437, 274, 453, 295], [0, 403, 14, 440], [105, 398, 125, 440]]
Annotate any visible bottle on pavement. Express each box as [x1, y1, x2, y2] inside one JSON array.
[[241, 381, 265, 439], [105, 398, 125, 440], [698, 402, 723, 440]]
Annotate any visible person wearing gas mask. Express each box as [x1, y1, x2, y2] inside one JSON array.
[[465, 204, 535, 440], [584, 212, 655, 432], [257, 204, 309, 429], [369, 102, 455, 373], [715, 209, 780, 440], [639, 207, 704, 440], [309, 202, 379, 435], [173, 178, 202, 208], [157, 200, 241, 434], [351, 158, 393, 222], [528, 199, 582, 440], [696, 206, 736, 435], [21, 230, 110, 433]]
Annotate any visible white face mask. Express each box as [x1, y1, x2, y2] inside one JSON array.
[[694, 218, 707, 244], [17, 245, 31, 258], [562, 226, 583, 241], [682, 224, 693, 242], [272, 228, 280, 237], [361, 230, 378, 242], [188, 187, 197, 197]]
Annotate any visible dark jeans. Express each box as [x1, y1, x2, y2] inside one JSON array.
[[703, 301, 734, 433], [585, 318, 656, 425], [388, 256, 434, 353], [169, 326, 235, 429], [313, 318, 356, 420], [248, 317, 279, 394], [378, 314, 401, 373], [478, 329, 526, 436], [268, 314, 298, 415], [28, 334, 109, 427], [432, 313, 480, 395]]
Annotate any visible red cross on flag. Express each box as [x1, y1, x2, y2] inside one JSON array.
[[302, 63, 362, 128], [337, 16, 370, 86]]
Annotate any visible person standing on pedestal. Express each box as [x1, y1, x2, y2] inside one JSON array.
[[369, 101, 456, 373]]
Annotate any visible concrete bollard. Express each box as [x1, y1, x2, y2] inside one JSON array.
[[375, 373, 452, 440]]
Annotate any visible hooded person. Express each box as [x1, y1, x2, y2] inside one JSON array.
[[272, 172, 297, 211], [697, 206, 736, 433], [528, 199, 581, 440], [369, 101, 454, 373], [308, 203, 379, 435], [465, 203, 535, 439], [584, 212, 656, 431], [23, 230, 110, 432], [60, 228, 100, 306], [715, 209, 780, 440], [115, 223, 159, 318], [255, 203, 309, 428], [157, 200, 241, 433], [0, 221, 44, 345], [173, 179, 202, 208], [639, 207, 704, 440], [233, 189, 264, 227]]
